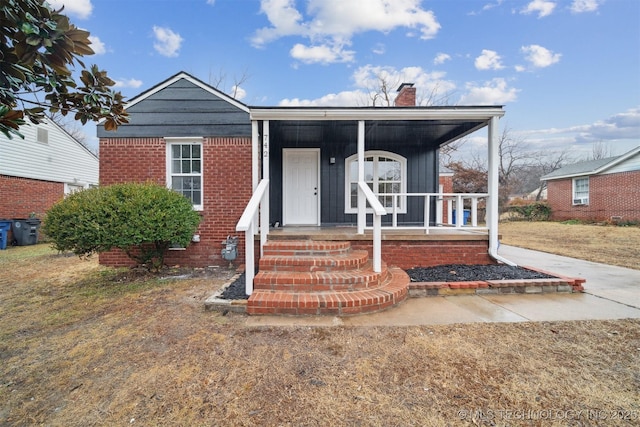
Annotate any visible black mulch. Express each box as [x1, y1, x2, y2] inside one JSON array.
[[219, 264, 557, 300], [219, 272, 250, 300], [406, 264, 556, 282]]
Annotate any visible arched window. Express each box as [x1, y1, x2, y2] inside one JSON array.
[[345, 151, 407, 214]]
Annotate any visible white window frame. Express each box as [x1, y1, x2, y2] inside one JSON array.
[[165, 137, 204, 211], [344, 150, 407, 214], [572, 177, 589, 205]]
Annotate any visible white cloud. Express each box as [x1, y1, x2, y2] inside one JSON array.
[[87, 36, 105, 54], [521, 44, 561, 68], [231, 86, 247, 101], [152, 26, 183, 57], [521, 0, 556, 18], [280, 90, 368, 106], [252, 0, 441, 64], [474, 49, 504, 70], [434, 53, 451, 65], [522, 108, 640, 148], [290, 42, 355, 64], [114, 78, 143, 89], [459, 78, 518, 105], [47, 0, 93, 19], [372, 43, 386, 55], [279, 65, 456, 106], [206, 0, 215, 4], [570, 0, 600, 13]]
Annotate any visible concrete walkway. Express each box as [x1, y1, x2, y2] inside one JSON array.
[[244, 245, 640, 327]]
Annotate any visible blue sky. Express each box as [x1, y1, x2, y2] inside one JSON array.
[[51, 0, 640, 160]]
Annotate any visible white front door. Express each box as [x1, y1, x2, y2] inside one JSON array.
[[283, 149, 320, 225]]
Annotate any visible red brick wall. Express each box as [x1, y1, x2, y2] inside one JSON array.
[[98, 137, 253, 268], [0, 174, 64, 219], [547, 171, 640, 222], [350, 240, 493, 269]]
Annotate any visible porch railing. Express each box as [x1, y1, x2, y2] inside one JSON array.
[[236, 179, 270, 296], [358, 181, 386, 273], [383, 192, 488, 233]]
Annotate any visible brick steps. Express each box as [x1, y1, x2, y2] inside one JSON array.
[[254, 261, 389, 291], [247, 240, 409, 316]]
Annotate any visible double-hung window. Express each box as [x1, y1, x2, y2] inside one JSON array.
[[572, 177, 589, 205], [166, 138, 203, 210], [345, 151, 406, 214]]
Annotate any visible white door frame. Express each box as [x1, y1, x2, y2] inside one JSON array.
[[282, 148, 321, 226]]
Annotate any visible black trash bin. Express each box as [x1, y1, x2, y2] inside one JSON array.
[[11, 219, 41, 246]]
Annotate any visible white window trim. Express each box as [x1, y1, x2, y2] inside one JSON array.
[[344, 150, 407, 214], [572, 176, 589, 205], [165, 137, 204, 211]]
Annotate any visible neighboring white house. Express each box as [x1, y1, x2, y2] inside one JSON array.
[[0, 118, 98, 220]]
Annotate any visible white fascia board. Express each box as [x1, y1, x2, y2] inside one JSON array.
[[249, 107, 505, 121]]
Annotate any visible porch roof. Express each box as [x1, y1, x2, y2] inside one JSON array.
[[250, 106, 504, 147]]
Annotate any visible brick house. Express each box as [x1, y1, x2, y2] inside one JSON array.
[[0, 118, 98, 241], [541, 146, 640, 222], [98, 72, 509, 315]]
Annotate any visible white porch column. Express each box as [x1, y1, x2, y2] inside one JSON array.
[[251, 120, 260, 242], [357, 120, 365, 234], [487, 116, 499, 252], [261, 120, 270, 256], [487, 116, 515, 265]]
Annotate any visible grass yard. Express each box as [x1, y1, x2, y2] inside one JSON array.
[[1, 223, 639, 425], [499, 221, 640, 270]]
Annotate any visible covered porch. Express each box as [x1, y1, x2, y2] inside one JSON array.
[[237, 105, 508, 312]]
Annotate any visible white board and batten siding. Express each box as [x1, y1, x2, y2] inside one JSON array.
[[0, 119, 98, 193]]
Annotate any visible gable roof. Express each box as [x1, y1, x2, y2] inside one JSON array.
[[541, 145, 640, 181], [124, 71, 249, 113]]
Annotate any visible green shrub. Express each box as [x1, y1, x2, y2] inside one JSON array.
[[507, 202, 552, 221], [44, 182, 201, 271]]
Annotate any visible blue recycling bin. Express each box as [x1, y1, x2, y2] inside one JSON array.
[[452, 209, 471, 225], [0, 220, 12, 250]]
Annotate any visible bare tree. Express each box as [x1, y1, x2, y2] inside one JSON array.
[[47, 112, 98, 155], [208, 67, 251, 99], [588, 141, 612, 160]]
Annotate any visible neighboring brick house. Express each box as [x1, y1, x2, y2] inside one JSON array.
[[541, 146, 640, 222], [0, 118, 99, 240], [98, 72, 504, 278]]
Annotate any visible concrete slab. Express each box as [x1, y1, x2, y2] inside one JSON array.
[[499, 245, 640, 309], [235, 245, 640, 327], [482, 293, 640, 321], [245, 315, 343, 327]]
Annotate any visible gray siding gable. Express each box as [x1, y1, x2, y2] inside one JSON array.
[[98, 75, 251, 138]]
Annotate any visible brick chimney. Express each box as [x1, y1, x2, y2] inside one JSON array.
[[394, 83, 416, 107]]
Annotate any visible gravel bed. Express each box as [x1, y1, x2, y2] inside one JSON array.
[[406, 264, 556, 282], [219, 264, 557, 300]]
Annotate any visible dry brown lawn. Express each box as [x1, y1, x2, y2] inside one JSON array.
[[1, 237, 640, 426], [500, 221, 640, 270]]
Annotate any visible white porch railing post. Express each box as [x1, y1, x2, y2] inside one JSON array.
[[357, 120, 365, 234], [237, 179, 270, 296], [456, 194, 463, 228], [392, 195, 398, 228], [447, 198, 453, 225], [424, 194, 431, 234], [244, 221, 254, 295], [358, 182, 385, 273], [436, 193, 443, 226], [471, 197, 478, 227]]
